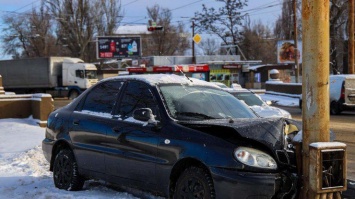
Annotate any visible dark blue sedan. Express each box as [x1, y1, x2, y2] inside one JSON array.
[[42, 74, 301, 199]]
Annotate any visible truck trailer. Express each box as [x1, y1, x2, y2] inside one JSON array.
[[0, 57, 98, 99]]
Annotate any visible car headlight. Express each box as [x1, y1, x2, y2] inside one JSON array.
[[234, 147, 277, 170]]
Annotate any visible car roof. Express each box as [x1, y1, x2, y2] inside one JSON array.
[[101, 74, 220, 88]]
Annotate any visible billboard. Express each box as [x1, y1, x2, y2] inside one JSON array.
[[277, 40, 302, 64], [96, 36, 141, 59]]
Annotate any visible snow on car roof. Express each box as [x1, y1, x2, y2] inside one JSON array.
[[226, 88, 250, 92], [103, 74, 220, 88]]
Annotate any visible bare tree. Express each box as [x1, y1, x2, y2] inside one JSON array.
[[197, 37, 220, 55], [329, 0, 348, 74], [2, 14, 30, 58], [45, 0, 122, 62], [274, 0, 301, 40], [273, 0, 348, 73], [46, 0, 95, 61], [1, 0, 122, 61], [240, 19, 276, 63], [1, 1, 61, 58], [94, 0, 123, 36], [194, 0, 248, 55], [143, 4, 189, 56]]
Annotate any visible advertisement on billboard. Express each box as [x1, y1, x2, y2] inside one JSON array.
[[96, 36, 141, 59], [277, 40, 302, 64]]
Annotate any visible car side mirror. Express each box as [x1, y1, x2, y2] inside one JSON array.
[[133, 108, 158, 125]]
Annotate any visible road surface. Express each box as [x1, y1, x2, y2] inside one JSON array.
[[279, 105, 355, 181]]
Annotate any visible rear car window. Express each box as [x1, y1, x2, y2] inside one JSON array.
[[81, 81, 123, 114]]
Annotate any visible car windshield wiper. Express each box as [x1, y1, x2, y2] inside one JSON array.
[[176, 112, 216, 120]]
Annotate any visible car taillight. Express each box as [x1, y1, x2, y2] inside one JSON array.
[[340, 87, 345, 100]]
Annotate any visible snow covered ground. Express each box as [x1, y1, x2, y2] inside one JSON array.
[[0, 94, 297, 199], [0, 117, 163, 199]]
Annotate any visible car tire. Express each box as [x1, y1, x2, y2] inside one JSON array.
[[299, 99, 302, 110], [173, 167, 215, 199], [53, 149, 85, 191], [68, 90, 79, 100], [330, 101, 342, 115]]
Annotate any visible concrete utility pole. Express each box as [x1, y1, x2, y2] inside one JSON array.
[[293, 0, 300, 83], [192, 21, 196, 64], [349, 0, 355, 74], [301, 0, 331, 198]]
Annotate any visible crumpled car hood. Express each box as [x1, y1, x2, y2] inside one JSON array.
[[178, 117, 302, 151]]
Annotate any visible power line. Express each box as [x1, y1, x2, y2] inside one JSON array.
[[122, 0, 207, 25], [123, 0, 140, 6], [0, 0, 282, 23], [0, 0, 41, 18], [240, 0, 281, 13]]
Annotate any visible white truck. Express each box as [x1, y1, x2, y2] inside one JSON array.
[[299, 74, 355, 114], [0, 57, 98, 99]]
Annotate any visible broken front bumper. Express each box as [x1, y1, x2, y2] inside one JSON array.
[[210, 167, 296, 199]]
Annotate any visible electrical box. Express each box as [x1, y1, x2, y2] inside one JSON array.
[[309, 142, 347, 193]]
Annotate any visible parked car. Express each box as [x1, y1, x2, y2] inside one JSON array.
[[43, 74, 303, 198], [299, 75, 355, 114], [230, 83, 243, 89], [210, 81, 229, 88], [211, 82, 242, 91], [228, 88, 292, 119]]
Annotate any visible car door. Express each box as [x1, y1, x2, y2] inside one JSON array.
[[70, 80, 122, 174], [105, 80, 160, 186]]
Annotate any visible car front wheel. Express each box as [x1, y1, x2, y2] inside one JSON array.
[[53, 149, 85, 191], [330, 101, 342, 115], [68, 90, 79, 100], [173, 167, 215, 199]]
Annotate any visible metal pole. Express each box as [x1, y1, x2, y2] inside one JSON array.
[[349, 0, 354, 74], [293, 0, 300, 83], [192, 21, 196, 64], [301, 0, 330, 198]]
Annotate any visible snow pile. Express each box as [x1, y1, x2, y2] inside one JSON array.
[[0, 117, 162, 199]]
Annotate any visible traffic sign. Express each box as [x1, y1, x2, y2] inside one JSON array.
[[193, 34, 201, 44]]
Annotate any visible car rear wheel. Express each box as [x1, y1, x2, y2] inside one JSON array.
[[173, 167, 215, 199], [53, 149, 85, 191], [330, 101, 342, 115]]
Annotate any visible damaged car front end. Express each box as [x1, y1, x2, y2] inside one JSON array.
[[176, 118, 302, 199]]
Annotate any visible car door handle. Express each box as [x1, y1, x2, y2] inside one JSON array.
[[73, 119, 80, 125], [112, 126, 122, 133]]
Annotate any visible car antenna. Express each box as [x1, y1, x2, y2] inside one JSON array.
[[228, 116, 234, 123], [175, 66, 193, 82]]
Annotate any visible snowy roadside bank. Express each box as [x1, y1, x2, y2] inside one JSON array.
[[0, 117, 161, 199]]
